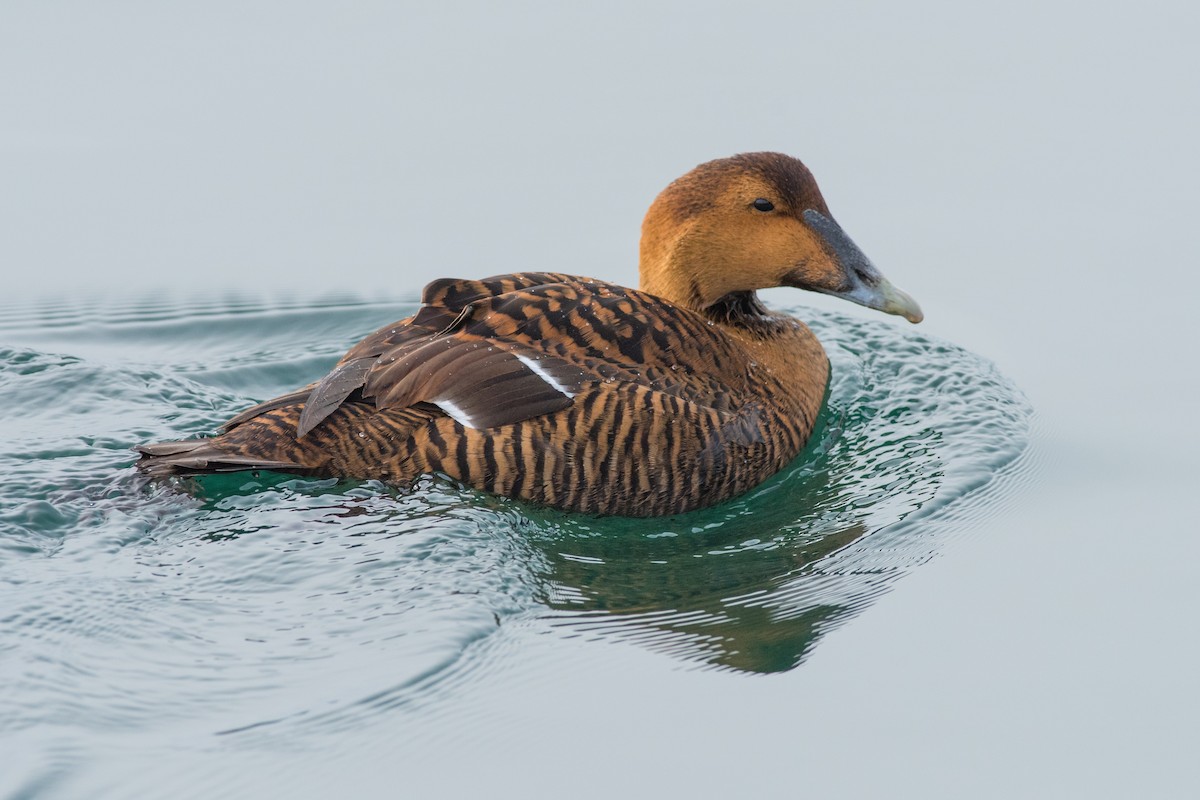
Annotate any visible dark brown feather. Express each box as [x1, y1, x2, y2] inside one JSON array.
[[136, 438, 303, 475], [136, 271, 828, 515], [295, 357, 374, 438], [134, 151, 921, 515]]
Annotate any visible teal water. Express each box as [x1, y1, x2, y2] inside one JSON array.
[[0, 294, 1029, 792]]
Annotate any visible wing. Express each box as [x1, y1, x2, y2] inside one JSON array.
[[230, 272, 759, 439], [296, 273, 591, 437]]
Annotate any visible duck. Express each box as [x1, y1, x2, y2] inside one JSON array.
[[137, 152, 922, 517]]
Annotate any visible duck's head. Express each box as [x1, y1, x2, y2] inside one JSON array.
[[638, 152, 922, 323]]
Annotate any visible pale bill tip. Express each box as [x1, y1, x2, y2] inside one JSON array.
[[880, 281, 924, 324]]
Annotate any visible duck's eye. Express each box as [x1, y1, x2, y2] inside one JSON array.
[[752, 198, 775, 212]]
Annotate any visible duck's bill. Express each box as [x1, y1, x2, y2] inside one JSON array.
[[836, 275, 924, 324], [802, 209, 924, 324]]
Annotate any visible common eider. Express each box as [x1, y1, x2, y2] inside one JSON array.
[[137, 152, 922, 516]]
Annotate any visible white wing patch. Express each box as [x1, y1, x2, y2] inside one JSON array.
[[434, 398, 478, 429], [513, 352, 576, 398]]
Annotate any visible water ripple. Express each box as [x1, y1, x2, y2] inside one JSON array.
[[0, 293, 1031, 787]]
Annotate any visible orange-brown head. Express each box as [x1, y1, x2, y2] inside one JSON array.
[[638, 152, 922, 323]]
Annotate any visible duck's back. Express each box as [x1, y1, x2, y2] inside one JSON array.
[[138, 272, 829, 516]]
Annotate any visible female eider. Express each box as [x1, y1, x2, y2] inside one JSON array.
[[138, 152, 922, 516]]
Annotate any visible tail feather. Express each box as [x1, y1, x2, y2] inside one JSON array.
[[135, 438, 305, 477]]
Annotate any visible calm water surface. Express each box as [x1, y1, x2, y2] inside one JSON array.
[[0, 294, 1029, 793]]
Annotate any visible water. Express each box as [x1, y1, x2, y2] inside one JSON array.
[[5, 1, 1198, 795], [0, 293, 1029, 793]]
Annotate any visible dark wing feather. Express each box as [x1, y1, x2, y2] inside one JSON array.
[[291, 274, 591, 435], [362, 336, 583, 430], [274, 271, 757, 438], [296, 356, 375, 437]]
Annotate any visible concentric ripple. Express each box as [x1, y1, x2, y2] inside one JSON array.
[[0, 292, 1030, 790]]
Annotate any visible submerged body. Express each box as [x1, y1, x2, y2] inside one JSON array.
[[138, 153, 921, 516]]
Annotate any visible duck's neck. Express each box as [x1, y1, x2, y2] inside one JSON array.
[[638, 228, 767, 322]]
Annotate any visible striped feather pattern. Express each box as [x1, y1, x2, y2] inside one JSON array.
[[138, 272, 828, 516]]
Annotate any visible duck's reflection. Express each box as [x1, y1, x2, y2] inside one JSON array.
[[530, 513, 868, 674], [506, 425, 900, 675]]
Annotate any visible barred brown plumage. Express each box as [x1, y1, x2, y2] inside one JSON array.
[[137, 152, 923, 516]]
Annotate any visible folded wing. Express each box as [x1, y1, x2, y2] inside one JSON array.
[[291, 273, 589, 437]]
